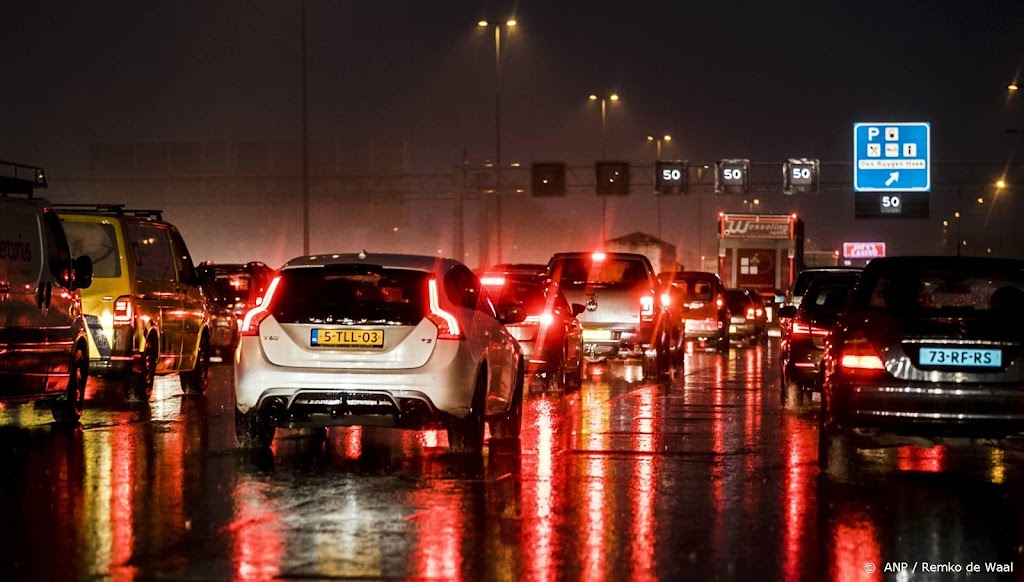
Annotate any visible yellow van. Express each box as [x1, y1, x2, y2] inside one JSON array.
[[59, 205, 211, 401]]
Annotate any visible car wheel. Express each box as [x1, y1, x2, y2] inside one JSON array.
[[125, 335, 158, 402], [818, 421, 856, 482], [448, 368, 486, 454], [53, 343, 87, 424], [181, 334, 210, 395], [490, 360, 524, 440], [235, 408, 275, 449]]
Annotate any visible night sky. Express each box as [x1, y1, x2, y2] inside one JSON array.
[[3, 1, 1024, 266]]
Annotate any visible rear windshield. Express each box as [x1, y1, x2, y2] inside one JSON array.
[[201, 271, 254, 306], [272, 265, 427, 325], [63, 221, 121, 278], [672, 277, 716, 301], [551, 257, 651, 289], [486, 279, 566, 315], [724, 290, 751, 312], [801, 282, 855, 316], [855, 265, 1024, 315]]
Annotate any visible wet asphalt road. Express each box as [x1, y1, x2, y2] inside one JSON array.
[[3, 341, 1024, 581]]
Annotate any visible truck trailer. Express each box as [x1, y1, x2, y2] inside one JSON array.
[[717, 213, 804, 302]]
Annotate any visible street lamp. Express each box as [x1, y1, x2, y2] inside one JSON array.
[[589, 93, 620, 158], [646, 134, 672, 160], [478, 17, 517, 265], [589, 93, 620, 243]]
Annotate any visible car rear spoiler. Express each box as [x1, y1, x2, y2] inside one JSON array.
[[0, 160, 47, 196]]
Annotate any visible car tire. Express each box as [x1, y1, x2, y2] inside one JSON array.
[[490, 360, 524, 440], [181, 333, 210, 395], [448, 368, 486, 454], [125, 335, 158, 402], [53, 343, 87, 424], [235, 408, 275, 449]]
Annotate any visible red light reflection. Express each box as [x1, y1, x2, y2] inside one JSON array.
[[897, 445, 946, 473]]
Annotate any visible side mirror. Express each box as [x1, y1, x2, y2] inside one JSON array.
[[499, 304, 527, 325], [778, 305, 797, 319], [72, 255, 93, 290], [571, 303, 586, 317]]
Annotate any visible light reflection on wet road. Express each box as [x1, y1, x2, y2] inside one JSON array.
[[3, 342, 1024, 580]]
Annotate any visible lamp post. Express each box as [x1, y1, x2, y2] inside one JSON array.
[[589, 92, 619, 243], [300, 0, 310, 255], [478, 18, 516, 265], [646, 134, 672, 240]]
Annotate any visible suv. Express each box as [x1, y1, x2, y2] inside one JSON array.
[[234, 253, 525, 453], [0, 162, 94, 422], [660, 271, 730, 352], [547, 251, 678, 380], [58, 205, 211, 400]]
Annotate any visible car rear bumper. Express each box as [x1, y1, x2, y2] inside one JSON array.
[[234, 336, 479, 426], [828, 380, 1024, 438]]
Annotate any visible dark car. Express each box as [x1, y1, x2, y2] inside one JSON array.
[[197, 261, 276, 320], [724, 289, 767, 345], [481, 273, 585, 391], [818, 256, 1024, 481], [778, 272, 860, 408], [786, 267, 862, 311], [660, 271, 730, 352]]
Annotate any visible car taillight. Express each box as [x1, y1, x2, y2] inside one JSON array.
[[525, 312, 555, 326], [791, 321, 830, 338], [839, 334, 885, 371], [755, 308, 763, 317], [716, 298, 723, 309], [113, 295, 135, 326], [640, 295, 655, 321], [746, 307, 755, 320], [427, 278, 464, 340], [480, 276, 506, 287], [241, 275, 281, 336], [660, 293, 672, 308]]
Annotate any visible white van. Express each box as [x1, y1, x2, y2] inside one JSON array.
[[0, 162, 93, 423]]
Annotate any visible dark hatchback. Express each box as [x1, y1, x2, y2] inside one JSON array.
[[779, 272, 859, 407], [818, 256, 1024, 480], [481, 273, 585, 390]]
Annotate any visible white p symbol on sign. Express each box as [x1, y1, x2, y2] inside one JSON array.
[[867, 127, 880, 141]]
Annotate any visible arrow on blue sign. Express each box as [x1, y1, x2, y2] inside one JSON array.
[[853, 122, 931, 192]]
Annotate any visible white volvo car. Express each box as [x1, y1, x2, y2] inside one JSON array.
[[234, 253, 525, 453]]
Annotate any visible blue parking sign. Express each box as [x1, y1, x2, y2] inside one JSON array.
[[853, 122, 930, 192]]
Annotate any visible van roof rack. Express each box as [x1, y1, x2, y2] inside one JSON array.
[[0, 160, 47, 196], [51, 203, 163, 221]]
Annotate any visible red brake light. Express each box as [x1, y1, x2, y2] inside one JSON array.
[[660, 293, 672, 308], [592, 252, 606, 262], [716, 298, 723, 309], [839, 335, 885, 371], [480, 276, 506, 286], [792, 321, 830, 338], [113, 295, 135, 326], [640, 295, 655, 314], [755, 308, 763, 317], [746, 307, 755, 320], [427, 278, 464, 340], [525, 312, 555, 326], [242, 275, 281, 336]]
